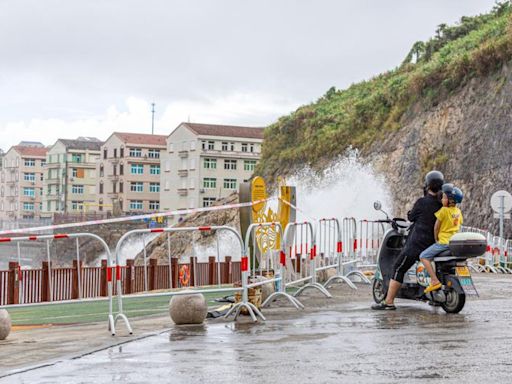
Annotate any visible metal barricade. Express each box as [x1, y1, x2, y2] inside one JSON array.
[[341, 218, 371, 284], [282, 221, 331, 298], [112, 225, 252, 336], [239, 222, 303, 311], [0, 233, 114, 329], [316, 218, 356, 290], [358, 220, 385, 270]]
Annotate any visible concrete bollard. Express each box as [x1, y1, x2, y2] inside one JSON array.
[[169, 293, 208, 325], [0, 309, 12, 340]]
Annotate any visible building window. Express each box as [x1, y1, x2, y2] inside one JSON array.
[[119, 164, 124, 175], [41, 160, 46, 167], [202, 141, 214, 150], [72, 154, 83, 163], [40, 173, 43, 181], [129, 148, 142, 157], [148, 149, 160, 159], [24, 159, 35, 167], [224, 159, 237, 170], [99, 183, 104, 194], [71, 201, 84, 211], [203, 197, 216, 207], [103, 149, 107, 159], [150, 165, 160, 175], [119, 182, 124, 193], [129, 200, 143, 210], [244, 160, 257, 171], [250, 144, 255, 152], [149, 182, 160, 193], [131, 164, 144, 174], [241, 143, 248, 152], [224, 179, 237, 189], [203, 158, 217, 169], [23, 187, 35, 197], [113, 148, 117, 158], [23, 202, 34, 211], [72, 185, 84, 194], [120, 147, 124, 157], [130, 182, 144, 192], [203, 178, 217, 189], [72, 168, 78, 177], [222, 142, 228, 151], [24, 173, 35, 181], [100, 165, 104, 177], [149, 201, 159, 210]]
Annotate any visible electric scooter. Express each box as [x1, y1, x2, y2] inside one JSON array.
[[372, 201, 486, 313]]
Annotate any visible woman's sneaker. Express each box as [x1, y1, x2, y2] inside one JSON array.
[[371, 301, 396, 310]]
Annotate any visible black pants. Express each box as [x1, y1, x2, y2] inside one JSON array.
[[392, 247, 422, 284]]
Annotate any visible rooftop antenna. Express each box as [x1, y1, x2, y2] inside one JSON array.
[[151, 102, 155, 134]]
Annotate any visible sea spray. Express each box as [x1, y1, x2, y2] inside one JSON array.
[[287, 150, 393, 221]]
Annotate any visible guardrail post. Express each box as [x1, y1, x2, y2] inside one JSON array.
[[100, 259, 108, 297], [125, 259, 134, 294], [171, 257, 178, 288], [8, 261, 20, 305], [41, 260, 51, 302], [224, 256, 231, 283], [208, 256, 216, 285], [71, 260, 82, 299], [189, 256, 197, 287], [149, 258, 157, 291]]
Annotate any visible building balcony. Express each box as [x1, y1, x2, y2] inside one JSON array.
[[178, 169, 188, 177], [108, 157, 120, 164], [46, 177, 60, 183], [177, 188, 188, 196], [68, 161, 97, 168], [108, 192, 120, 198], [178, 150, 188, 158]]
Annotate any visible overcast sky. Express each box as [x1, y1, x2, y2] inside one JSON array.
[[0, 0, 497, 150]]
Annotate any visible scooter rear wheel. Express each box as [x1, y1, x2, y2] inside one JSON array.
[[441, 289, 466, 314], [372, 279, 387, 303]]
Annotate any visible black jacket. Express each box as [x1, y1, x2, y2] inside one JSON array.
[[405, 193, 442, 254]]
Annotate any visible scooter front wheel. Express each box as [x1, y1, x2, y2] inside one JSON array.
[[441, 289, 466, 314], [372, 279, 387, 303]]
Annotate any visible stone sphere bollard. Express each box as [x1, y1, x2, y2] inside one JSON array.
[[0, 309, 12, 340], [169, 293, 208, 325]]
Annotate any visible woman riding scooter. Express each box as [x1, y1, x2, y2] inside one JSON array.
[[371, 170, 444, 310]]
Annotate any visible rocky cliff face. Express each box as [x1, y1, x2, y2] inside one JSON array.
[[367, 63, 512, 235]]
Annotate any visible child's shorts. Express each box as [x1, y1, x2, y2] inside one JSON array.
[[419, 243, 450, 260]]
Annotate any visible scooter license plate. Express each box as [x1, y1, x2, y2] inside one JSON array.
[[456, 266, 471, 277]]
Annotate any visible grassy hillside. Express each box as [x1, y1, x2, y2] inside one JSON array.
[[257, 2, 512, 179]]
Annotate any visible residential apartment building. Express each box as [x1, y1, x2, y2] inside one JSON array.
[[96, 132, 166, 214], [0, 143, 48, 219], [161, 122, 264, 219], [43, 137, 103, 214]]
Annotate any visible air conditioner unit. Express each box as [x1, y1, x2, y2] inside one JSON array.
[[199, 189, 205, 193], [31, 181, 35, 185], [70, 178, 74, 182]]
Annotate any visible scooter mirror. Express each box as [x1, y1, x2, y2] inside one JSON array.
[[373, 201, 382, 211]]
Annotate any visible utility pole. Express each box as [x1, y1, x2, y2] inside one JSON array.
[[151, 102, 155, 135]]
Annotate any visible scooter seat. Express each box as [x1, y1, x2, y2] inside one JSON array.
[[438, 249, 452, 257]]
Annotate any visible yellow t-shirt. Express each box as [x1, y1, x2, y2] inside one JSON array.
[[435, 206, 463, 244]]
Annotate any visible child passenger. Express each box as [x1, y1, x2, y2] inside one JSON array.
[[420, 184, 463, 293]]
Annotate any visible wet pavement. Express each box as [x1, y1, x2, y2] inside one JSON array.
[[2, 274, 512, 383]]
